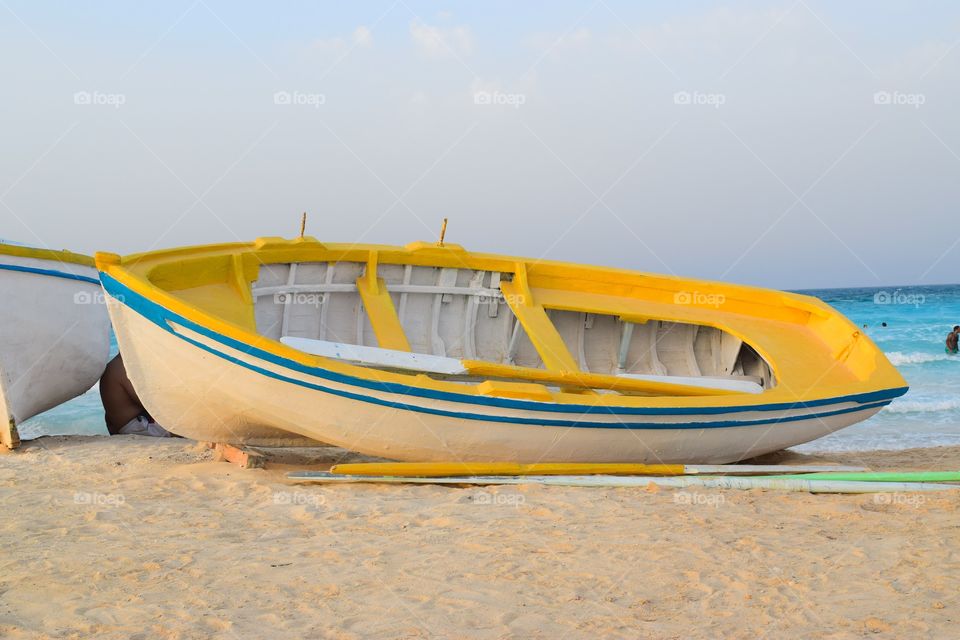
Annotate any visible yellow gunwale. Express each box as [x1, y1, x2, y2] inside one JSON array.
[[0, 243, 95, 267], [95, 237, 907, 409]]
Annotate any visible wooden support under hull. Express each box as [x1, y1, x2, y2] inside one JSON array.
[[206, 442, 266, 469], [1, 420, 20, 450]]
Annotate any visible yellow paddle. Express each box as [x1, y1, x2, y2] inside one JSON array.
[[326, 462, 870, 477], [330, 462, 684, 477]]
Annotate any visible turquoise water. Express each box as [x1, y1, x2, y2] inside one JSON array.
[[19, 284, 960, 451], [792, 284, 960, 452]]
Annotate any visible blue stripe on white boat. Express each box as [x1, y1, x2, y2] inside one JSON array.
[[148, 321, 896, 428], [0, 263, 100, 285], [99, 272, 908, 420]]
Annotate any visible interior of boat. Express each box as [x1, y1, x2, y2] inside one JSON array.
[[250, 261, 776, 396]]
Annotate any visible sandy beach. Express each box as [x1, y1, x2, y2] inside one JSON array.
[[0, 437, 957, 639]]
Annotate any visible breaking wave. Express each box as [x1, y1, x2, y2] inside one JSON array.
[[885, 351, 958, 366], [885, 399, 960, 414]]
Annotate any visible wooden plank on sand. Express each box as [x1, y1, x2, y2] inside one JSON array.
[[207, 442, 265, 469]]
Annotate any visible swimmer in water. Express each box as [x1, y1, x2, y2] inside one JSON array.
[[947, 326, 960, 355]]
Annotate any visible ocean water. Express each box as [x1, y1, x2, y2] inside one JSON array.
[[18, 284, 960, 452], [792, 283, 960, 452]]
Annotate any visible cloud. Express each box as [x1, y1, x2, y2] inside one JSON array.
[[307, 26, 373, 52], [409, 19, 473, 57], [353, 26, 372, 48]]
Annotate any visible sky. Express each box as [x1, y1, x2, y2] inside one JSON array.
[[1, 1, 958, 289]]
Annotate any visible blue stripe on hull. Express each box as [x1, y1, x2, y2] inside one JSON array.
[[99, 272, 907, 425], [166, 322, 892, 429], [0, 262, 100, 285]]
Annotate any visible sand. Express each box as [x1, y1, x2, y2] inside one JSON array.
[[1, 437, 958, 639]]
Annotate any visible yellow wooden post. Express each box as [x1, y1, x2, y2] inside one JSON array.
[[500, 263, 580, 373], [356, 251, 412, 351]]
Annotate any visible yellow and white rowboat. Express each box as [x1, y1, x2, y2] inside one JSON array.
[[1, 243, 111, 449], [94, 237, 907, 463]]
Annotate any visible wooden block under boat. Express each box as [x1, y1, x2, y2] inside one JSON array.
[[207, 442, 266, 469]]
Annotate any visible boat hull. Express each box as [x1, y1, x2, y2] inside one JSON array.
[[104, 285, 895, 463], [0, 250, 111, 448]]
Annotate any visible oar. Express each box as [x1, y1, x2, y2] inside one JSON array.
[[738, 471, 960, 483], [279, 335, 753, 397], [286, 472, 959, 494], [327, 461, 868, 477]]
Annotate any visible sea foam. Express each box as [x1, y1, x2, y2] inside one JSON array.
[[885, 351, 958, 366], [885, 399, 960, 414]]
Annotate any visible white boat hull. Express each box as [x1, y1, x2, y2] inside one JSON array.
[[104, 291, 891, 463], [0, 253, 111, 448]]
